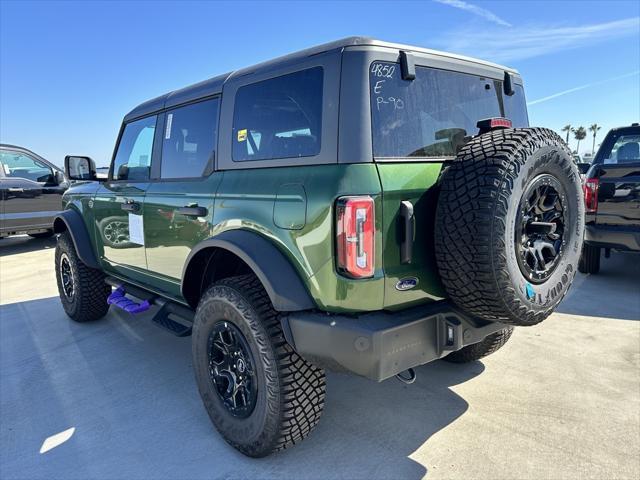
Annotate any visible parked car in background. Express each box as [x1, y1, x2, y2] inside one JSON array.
[[579, 123, 640, 273], [0, 144, 67, 238]]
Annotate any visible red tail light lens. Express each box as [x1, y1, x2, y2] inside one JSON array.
[[336, 196, 375, 278], [583, 178, 599, 213]]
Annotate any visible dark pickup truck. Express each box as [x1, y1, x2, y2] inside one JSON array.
[[579, 124, 640, 273]]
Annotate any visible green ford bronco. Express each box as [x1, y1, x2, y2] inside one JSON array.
[[55, 37, 584, 457]]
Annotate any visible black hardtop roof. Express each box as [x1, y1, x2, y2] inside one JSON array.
[[124, 36, 518, 122], [608, 123, 640, 133]]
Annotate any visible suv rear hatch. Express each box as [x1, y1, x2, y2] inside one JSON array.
[[368, 60, 529, 308]]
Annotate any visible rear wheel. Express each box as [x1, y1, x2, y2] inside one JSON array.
[[578, 244, 600, 274], [55, 231, 111, 322], [444, 327, 514, 363], [192, 275, 325, 457], [435, 128, 585, 326]]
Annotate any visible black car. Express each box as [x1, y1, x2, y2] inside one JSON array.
[[0, 144, 68, 238], [579, 123, 640, 273]]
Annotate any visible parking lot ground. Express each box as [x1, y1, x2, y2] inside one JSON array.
[[1, 235, 639, 480]]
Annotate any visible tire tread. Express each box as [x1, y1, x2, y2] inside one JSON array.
[[197, 275, 325, 457], [444, 327, 514, 363], [55, 231, 110, 322], [435, 128, 581, 326]]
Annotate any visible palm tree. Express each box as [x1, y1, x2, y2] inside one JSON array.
[[561, 124, 572, 143], [589, 124, 601, 154], [572, 126, 587, 153]]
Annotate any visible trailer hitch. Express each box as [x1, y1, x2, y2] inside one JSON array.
[[395, 368, 416, 385]]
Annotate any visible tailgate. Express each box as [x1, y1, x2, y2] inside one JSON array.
[[376, 163, 446, 308], [595, 164, 640, 226]]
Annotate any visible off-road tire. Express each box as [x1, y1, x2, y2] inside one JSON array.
[[55, 231, 111, 322], [28, 230, 54, 239], [192, 275, 326, 457], [443, 327, 514, 363], [578, 244, 600, 274], [435, 128, 584, 326]]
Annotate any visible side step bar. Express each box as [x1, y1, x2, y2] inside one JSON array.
[[105, 277, 194, 337]]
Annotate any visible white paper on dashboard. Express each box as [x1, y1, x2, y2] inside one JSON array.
[[128, 213, 145, 245]]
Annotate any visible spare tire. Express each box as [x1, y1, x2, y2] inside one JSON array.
[[435, 128, 584, 326]]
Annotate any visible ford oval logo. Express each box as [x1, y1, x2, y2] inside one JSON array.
[[395, 277, 419, 291]]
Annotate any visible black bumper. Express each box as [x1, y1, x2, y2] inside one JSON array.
[[283, 301, 506, 382], [584, 224, 640, 252]]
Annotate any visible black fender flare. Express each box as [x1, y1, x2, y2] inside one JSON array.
[[53, 209, 100, 269], [182, 230, 315, 312]]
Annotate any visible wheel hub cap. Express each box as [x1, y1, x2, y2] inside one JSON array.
[[59, 253, 74, 300], [515, 174, 567, 283], [207, 321, 257, 418]]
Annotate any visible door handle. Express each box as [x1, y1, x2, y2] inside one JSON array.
[[177, 206, 208, 217], [121, 201, 140, 213], [8, 187, 24, 193], [399, 201, 415, 264]]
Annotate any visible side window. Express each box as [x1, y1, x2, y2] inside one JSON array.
[[232, 67, 323, 162], [112, 115, 156, 181], [161, 98, 219, 178], [0, 151, 53, 182]]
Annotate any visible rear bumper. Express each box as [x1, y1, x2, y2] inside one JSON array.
[[584, 224, 640, 252], [283, 301, 506, 382]]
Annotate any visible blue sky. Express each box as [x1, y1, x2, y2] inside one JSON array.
[[1, 0, 638, 166]]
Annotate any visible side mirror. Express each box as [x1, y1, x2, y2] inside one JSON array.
[[577, 162, 591, 175], [65, 155, 97, 181]]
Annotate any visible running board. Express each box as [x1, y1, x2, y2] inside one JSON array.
[[105, 277, 194, 337]]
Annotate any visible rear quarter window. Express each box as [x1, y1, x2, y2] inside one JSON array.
[[232, 67, 323, 162], [370, 61, 528, 159]]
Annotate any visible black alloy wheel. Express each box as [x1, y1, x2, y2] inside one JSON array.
[[208, 321, 257, 418], [515, 174, 567, 284], [59, 252, 75, 300]]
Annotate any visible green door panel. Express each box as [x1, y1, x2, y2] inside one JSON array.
[[376, 162, 447, 308], [143, 175, 221, 283], [92, 182, 148, 271], [214, 164, 385, 313]]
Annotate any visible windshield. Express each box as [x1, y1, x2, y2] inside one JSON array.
[[595, 129, 640, 165], [370, 61, 529, 159]]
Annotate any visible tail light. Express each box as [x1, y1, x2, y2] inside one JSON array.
[[583, 178, 599, 213], [336, 196, 375, 278]]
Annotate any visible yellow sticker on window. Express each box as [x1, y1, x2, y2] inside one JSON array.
[[237, 129, 247, 142]]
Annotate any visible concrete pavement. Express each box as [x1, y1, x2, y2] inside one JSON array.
[[1, 235, 638, 480]]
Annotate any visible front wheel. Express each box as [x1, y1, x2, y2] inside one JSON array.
[[192, 275, 326, 457], [55, 231, 111, 322]]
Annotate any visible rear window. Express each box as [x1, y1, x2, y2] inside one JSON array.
[[370, 62, 528, 159], [596, 130, 640, 164], [232, 67, 323, 162]]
